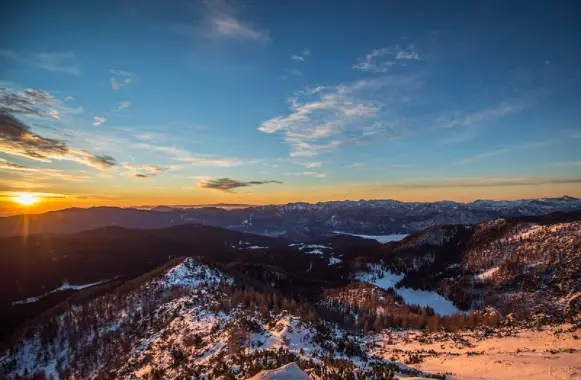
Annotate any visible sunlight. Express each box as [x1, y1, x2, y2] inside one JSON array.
[[13, 193, 40, 206]]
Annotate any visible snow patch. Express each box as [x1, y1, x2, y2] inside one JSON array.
[[12, 279, 111, 306], [248, 362, 309, 380], [328, 257, 342, 265], [332, 231, 409, 243], [395, 287, 460, 316], [357, 266, 460, 315]]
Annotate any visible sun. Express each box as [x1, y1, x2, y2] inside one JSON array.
[[13, 193, 40, 206]]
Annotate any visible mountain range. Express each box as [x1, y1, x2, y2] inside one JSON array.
[[2, 196, 580, 240], [1, 199, 580, 379]]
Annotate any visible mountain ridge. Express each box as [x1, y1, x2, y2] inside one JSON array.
[[2, 196, 581, 240]]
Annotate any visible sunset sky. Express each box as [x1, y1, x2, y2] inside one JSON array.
[[1, 0, 581, 216]]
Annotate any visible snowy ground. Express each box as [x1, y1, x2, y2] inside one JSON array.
[[12, 279, 111, 305], [373, 324, 581, 380], [332, 231, 409, 243], [395, 287, 460, 316], [356, 266, 460, 315]]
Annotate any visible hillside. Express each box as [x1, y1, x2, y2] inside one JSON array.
[[352, 214, 581, 321], [0, 212, 580, 378], [0, 257, 446, 379], [0, 224, 374, 341]]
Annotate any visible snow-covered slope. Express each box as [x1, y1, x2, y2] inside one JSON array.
[[0, 258, 444, 380], [248, 363, 310, 380]]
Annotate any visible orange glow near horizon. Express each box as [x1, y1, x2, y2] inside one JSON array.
[[12, 193, 40, 206], [1, 181, 580, 218]]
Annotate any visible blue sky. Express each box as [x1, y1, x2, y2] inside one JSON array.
[[1, 0, 581, 212]]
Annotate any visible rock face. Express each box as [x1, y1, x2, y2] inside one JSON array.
[[248, 363, 310, 380]]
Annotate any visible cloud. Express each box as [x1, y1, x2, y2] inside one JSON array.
[[117, 101, 131, 111], [0, 87, 83, 120], [0, 112, 116, 170], [285, 69, 303, 76], [0, 159, 92, 181], [353, 45, 419, 73], [259, 75, 421, 157], [110, 69, 135, 90], [197, 177, 282, 193], [291, 48, 311, 61], [293, 161, 321, 168], [212, 18, 269, 42], [454, 140, 550, 165], [175, 0, 269, 43], [64, 96, 74, 102], [0, 50, 81, 75], [121, 163, 177, 178], [92, 116, 106, 126], [375, 177, 581, 190], [454, 148, 510, 165], [0, 87, 59, 119], [287, 171, 327, 178], [133, 142, 258, 167], [0, 158, 32, 171], [444, 101, 527, 129]]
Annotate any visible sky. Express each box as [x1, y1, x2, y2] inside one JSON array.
[[1, 0, 581, 215]]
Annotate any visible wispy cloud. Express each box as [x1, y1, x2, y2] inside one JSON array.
[[133, 142, 258, 167], [259, 75, 421, 157], [175, 0, 269, 43], [117, 101, 131, 111], [0, 159, 92, 182], [353, 45, 419, 73], [0, 157, 32, 171], [92, 116, 106, 126], [0, 86, 83, 121], [212, 18, 269, 42], [454, 148, 510, 165], [285, 69, 303, 76], [286, 171, 327, 178], [454, 140, 550, 165], [444, 101, 527, 129], [0, 50, 81, 75], [121, 163, 178, 179], [110, 70, 135, 90], [291, 48, 311, 61], [0, 113, 116, 170], [293, 161, 321, 168], [1, 87, 58, 119], [197, 177, 282, 193], [281, 68, 303, 79], [375, 177, 581, 190]]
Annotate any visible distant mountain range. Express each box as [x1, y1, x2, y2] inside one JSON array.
[[1, 196, 580, 240]]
